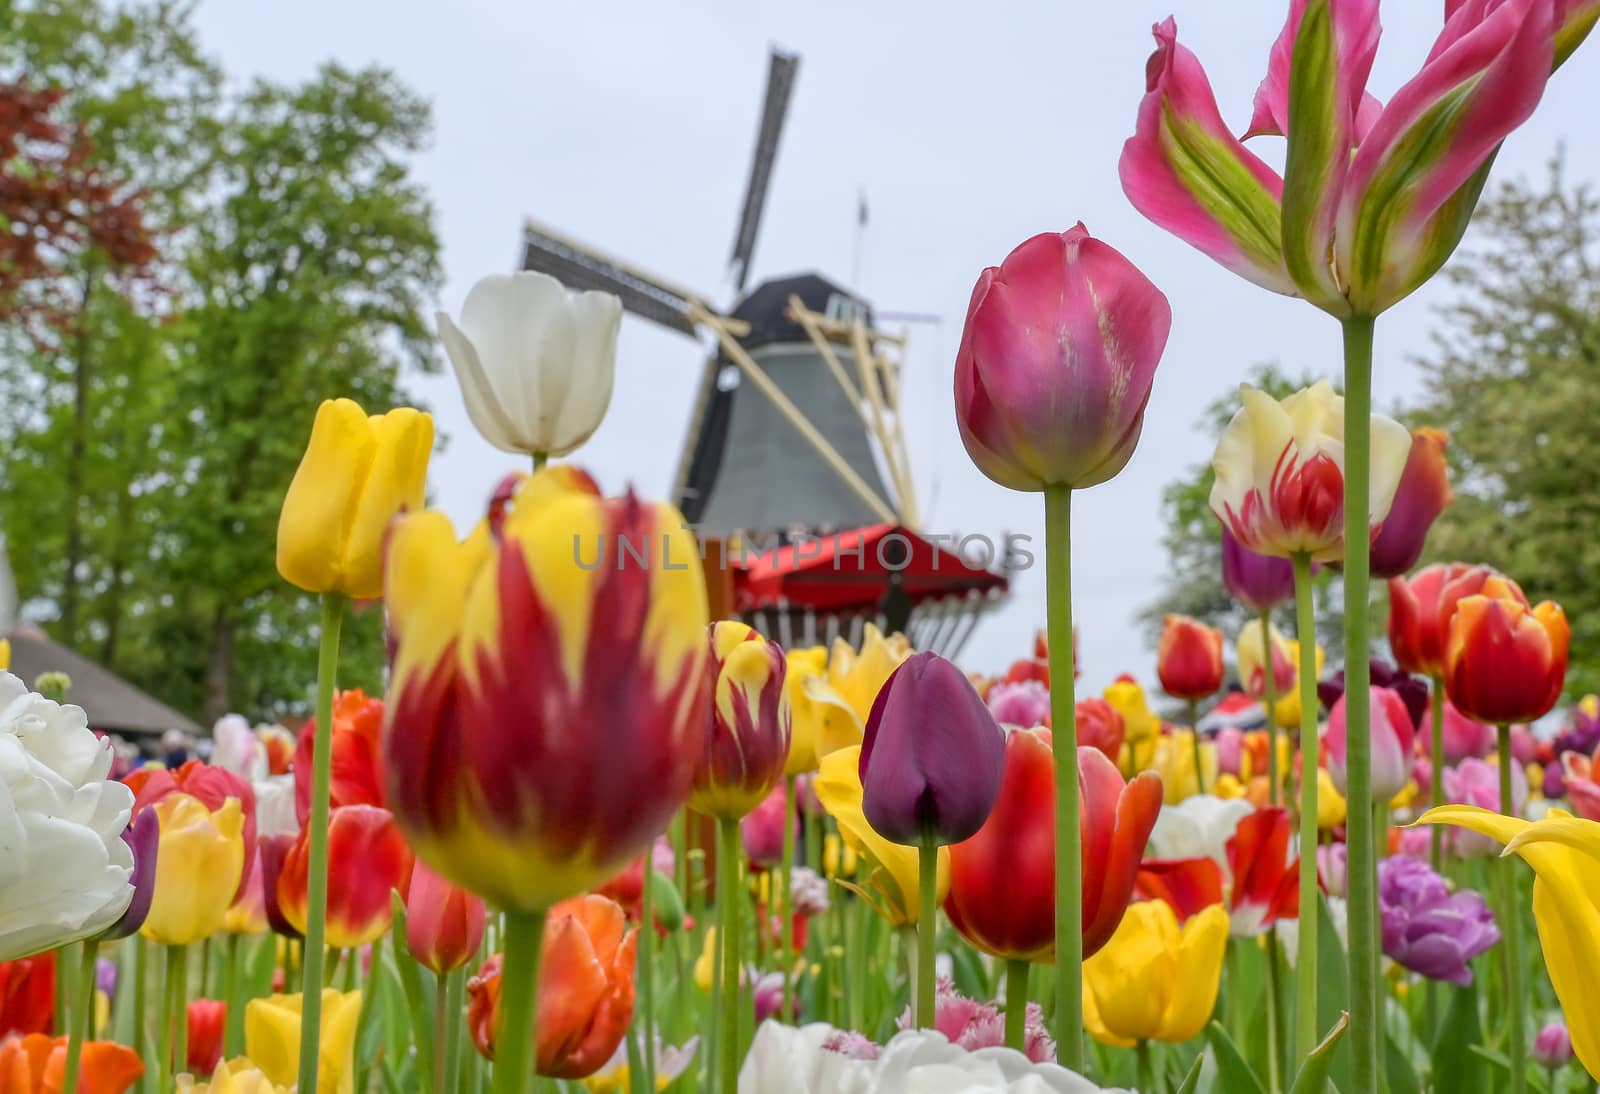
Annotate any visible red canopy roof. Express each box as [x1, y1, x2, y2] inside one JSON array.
[[731, 524, 1008, 614]]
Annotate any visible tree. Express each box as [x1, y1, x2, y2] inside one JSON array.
[[1414, 153, 1600, 696]]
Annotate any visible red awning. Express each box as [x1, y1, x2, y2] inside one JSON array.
[[731, 524, 1008, 614]]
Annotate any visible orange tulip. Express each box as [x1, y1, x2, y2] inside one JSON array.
[[1444, 594, 1569, 725], [1156, 615, 1224, 701], [293, 689, 386, 825], [277, 805, 412, 948], [1074, 699, 1126, 763], [0, 1033, 143, 1094], [466, 894, 637, 1079]]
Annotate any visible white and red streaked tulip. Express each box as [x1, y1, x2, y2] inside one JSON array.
[[1210, 381, 1412, 561], [954, 225, 1172, 492], [1122, 0, 1584, 318], [382, 466, 709, 914]]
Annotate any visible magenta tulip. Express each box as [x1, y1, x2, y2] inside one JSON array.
[[1417, 698, 1495, 765], [953, 225, 1172, 492], [1369, 428, 1452, 578], [1220, 525, 1295, 614], [859, 652, 1006, 846], [1326, 686, 1416, 802]]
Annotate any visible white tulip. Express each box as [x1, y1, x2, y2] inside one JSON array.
[[1147, 793, 1254, 870], [0, 671, 136, 960], [253, 773, 299, 838], [738, 1022, 1124, 1094], [211, 713, 266, 781], [437, 271, 622, 459]]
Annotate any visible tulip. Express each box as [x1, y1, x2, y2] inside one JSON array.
[[1327, 686, 1416, 802], [813, 746, 949, 927], [1418, 698, 1496, 765], [466, 894, 638, 1079], [1368, 428, 1451, 578], [244, 990, 363, 1094], [953, 224, 1172, 492], [0, 1033, 143, 1093], [252, 776, 297, 841], [1318, 659, 1429, 730], [260, 727, 295, 777], [1562, 750, 1600, 822], [1220, 525, 1296, 613], [1213, 728, 1246, 778], [224, 856, 269, 936], [275, 397, 433, 600], [1225, 806, 1301, 937], [436, 272, 621, 460], [1135, 856, 1225, 923], [691, 621, 791, 819], [1388, 562, 1480, 678], [783, 647, 829, 775], [1082, 900, 1229, 1047], [740, 784, 795, 870], [1317, 768, 1348, 830], [127, 759, 257, 904], [1376, 856, 1498, 985], [1148, 794, 1254, 870], [189, 1000, 227, 1074], [1103, 676, 1162, 777], [1157, 615, 1224, 701], [0, 954, 55, 1037], [1210, 381, 1412, 560], [292, 688, 386, 826], [1441, 757, 1528, 858], [583, 1034, 700, 1094], [1150, 730, 1219, 804], [177, 1058, 292, 1094], [0, 672, 137, 961], [802, 626, 910, 758], [593, 837, 675, 923], [142, 793, 246, 946], [1445, 594, 1570, 726], [257, 835, 301, 939], [277, 805, 411, 949], [1236, 620, 1295, 704], [1317, 843, 1349, 899], [987, 680, 1051, 729], [405, 859, 487, 976], [1072, 699, 1124, 763], [102, 805, 160, 940], [383, 466, 709, 914], [1534, 1022, 1574, 1070], [211, 715, 267, 781]]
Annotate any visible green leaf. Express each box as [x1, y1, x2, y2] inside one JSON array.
[[1208, 1020, 1268, 1094], [1314, 894, 1353, 1094], [1383, 1026, 1423, 1094], [1432, 981, 1489, 1094], [1288, 1012, 1349, 1094], [1173, 1051, 1205, 1094]]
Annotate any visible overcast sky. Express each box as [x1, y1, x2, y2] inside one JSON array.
[[195, 0, 1599, 693]]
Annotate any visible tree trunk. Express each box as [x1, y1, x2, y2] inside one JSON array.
[[201, 604, 235, 725], [59, 270, 95, 644], [101, 483, 133, 669]]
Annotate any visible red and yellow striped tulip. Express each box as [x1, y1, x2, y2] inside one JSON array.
[[277, 805, 412, 949], [689, 622, 791, 820], [1444, 594, 1569, 726], [382, 466, 709, 913]]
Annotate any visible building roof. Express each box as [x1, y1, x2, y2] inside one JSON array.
[[4, 626, 203, 738]]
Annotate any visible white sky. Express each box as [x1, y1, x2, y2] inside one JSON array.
[[195, 0, 1600, 693]]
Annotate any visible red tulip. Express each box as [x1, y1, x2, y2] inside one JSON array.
[[1225, 807, 1299, 937], [258, 833, 301, 939], [1444, 594, 1569, 725], [0, 954, 54, 1038], [186, 999, 226, 1074], [1387, 562, 1479, 676], [1561, 749, 1600, 822], [690, 622, 790, 820], [1157, 615, 1225, 701], [954, 225, 1172, 492], [467, 894, 638, 1079], [124, 759, 256, 903], [278, 805, 413, 948], [946, 730, 1161, 961], [406, 860, 487, 975], [1434, 565, 1529, 646], [1074, 698, 1126, 762], [1369, 428, 1452, 578], [1135, 857, 1225, 923], [294, 687, 387, 825]]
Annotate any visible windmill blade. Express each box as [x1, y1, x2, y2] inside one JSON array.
[[521, 219, 712, 338], [728, 48, 800, 294]]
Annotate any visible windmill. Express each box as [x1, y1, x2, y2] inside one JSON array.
[[518, 48, 1008, 656]]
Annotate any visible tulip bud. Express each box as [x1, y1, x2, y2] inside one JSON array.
[[1369, 429, 1451, 578], [690, 622, 791, 820], [292, 688, 386, 827], [1074, 698, 1126, 763], [1418, 698, 1495, 764], [258, 834, 301, 939], [986, 680, 1051, 729], [1444, 594, 1568, 725], [740, 784, 795, 870], [954, 225, 1172, 492], [783, 647, 829, 776], [858, 652, 1005, 846], [406, 860, 486, 976], [276, 398, 433, 600], [1317, 842, 1348, 899], [437, 272, 621, 459], [142, 793, 246, 947], [244, 989, 363, 1094], [278, 805, 412, 949], [1157, 615, 1225, 701], [1533, 1021, 1574, 1069], [187, 999, 227, 1074], [1236, 620, 1294, 701], [1327, 686, 1416, 802], [1220, 526, 1295, 613]]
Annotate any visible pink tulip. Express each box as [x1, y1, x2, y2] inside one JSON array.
[[1417, 698, 1495, 764], [1121, 0, 1577, 318], [1214, 728, 1246, 777], [986, 680, 1051, 729], [1327, 686, 1416, 801], [1442, 757, 1528, 857], [954, 225, 1172, 492], [741, 784, 796, 870], [1508, 724, 1540, 765], [1448, 0, 1600, 70]]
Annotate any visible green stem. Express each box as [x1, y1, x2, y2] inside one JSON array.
[[1227, 940, 1245, 1048], [60, 938, 99, 1094], [166, 944, 189, 1088], [1004, 958, 1029, 1051], [1499, 723, 1527, 1094], [1429, 681, 1446, 871], [1261, 607, 1280, 806], [492, 910, 549, 1094], [132, 934, 148, 1094], [1189, 699, 1205, 795], [915, 838, 938, 1028], [718, 817, 744, 1094], [780, 775, 797, 1023], [1265, 935, 1284, 1094], [1136, 1039, 1158, 1094], [434, 972, 450, 1094], [639, 843, 656, 1090], [1292, 553, 1320, 1064], [1340, 313, 1379, 1093], [1043, 484, 1083, 1070], [443, 966, 466, 1094], [224, 933, 243, 1058], [55, 941, 70, 1037], [298, 591, 346, 1094], [532, 451, 548, 472]]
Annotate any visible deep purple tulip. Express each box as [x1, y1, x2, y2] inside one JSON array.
[[1318, 660, 1429, 730], [1219, 525, 1295, 613], [1378, 855, 1499, 986], [859, 652, 1005, 846], [101, 806, 159, 940], [260, 832, 303, 939], [1369, 428, 1451, 579]]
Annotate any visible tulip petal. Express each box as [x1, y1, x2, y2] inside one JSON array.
[[1157, 902, 1231, 1042]]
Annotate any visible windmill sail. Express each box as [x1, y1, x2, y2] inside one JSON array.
[[728, 48, 799, 294], [520, 219, 710, 337]]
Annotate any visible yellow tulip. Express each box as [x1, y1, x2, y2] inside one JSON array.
[[1083, 900, 1229, 1047], [784, 646, 829, 775], [804, 626, 910, 758], [1213, 773, 1248, 800], [813, 745, 948, 926], [142, 794, 245, 946], [822, 833, 858, 880], [276, 398, 433, 600], [245, 990, 364, 1094], [0, 638, 9, 671], [1150, 730, 1218, 803], [1104, 677, 1161, 744], [177, 1058, 293, 1094], [1317, 767, 1348, 829], [1271, 640, 1325, 729], [693, 926, 718, 992]]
